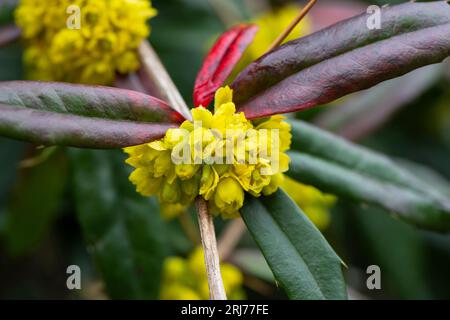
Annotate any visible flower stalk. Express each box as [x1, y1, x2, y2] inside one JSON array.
[[218, 218, 246, 261], [138, 41, 192, 120], [196, 197, 227, 300]]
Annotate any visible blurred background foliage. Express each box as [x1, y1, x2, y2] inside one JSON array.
[[0, 0, 449, 299]]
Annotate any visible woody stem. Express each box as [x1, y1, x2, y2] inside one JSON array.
[[138, 40, 226, 300], [196, 197, 227, 300], [138, 41, 192, 120], [218, 218, 246, 261]]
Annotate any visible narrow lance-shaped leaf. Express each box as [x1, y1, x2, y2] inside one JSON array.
[[232, 1, 450, 118], [0, 0, 17, 26], [241, 189, 347, 300], [3, 148, 67, 256], [0, 81, 185, 148], [193, 24, 258, 107], [69, 149, 167, 299], [287, 120, 450, 231]]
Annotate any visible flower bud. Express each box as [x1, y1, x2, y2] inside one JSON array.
[[160, 180, 181, 204], [213, 177, 245, 217]]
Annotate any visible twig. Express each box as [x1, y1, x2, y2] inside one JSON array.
[[264, 0, 318, 54], [243, 275, 274, 296], [0, 25, 21, 49], [114, 73, 148, 94], [196, 197, 227, 300], [138, 41, 192, 120], [218, 218, 246, 261], [244, 0, 271, 16], [138, 41, 226, 300], [207, 0, 242, 27]]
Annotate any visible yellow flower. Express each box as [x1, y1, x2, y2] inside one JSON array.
[[199, 165, 220, 200], [15, 0, 157, 85], [160, 247, 245, 300], [160, 180, 181, 204], [160, 203, 188, 220], [125, 86, 291, 219], [213, 177, 245, 218], [282, 176, 337, 230]]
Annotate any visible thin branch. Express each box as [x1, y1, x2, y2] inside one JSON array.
[[138, 41, 192, 120], [114, 72, 148, 94], [196, 197, 227, 300], [0, 25, 21, 49], [218, 218, 246, 261], [207, 0, 242, 27], [244, 0, 271, 16], [264, 0, 317, 54], [243, 275, 274, 296]]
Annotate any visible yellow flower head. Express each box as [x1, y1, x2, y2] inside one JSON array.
[[125, 87, 292, 219], [160, 247, 245, 300], [15, 0, 157, 84]]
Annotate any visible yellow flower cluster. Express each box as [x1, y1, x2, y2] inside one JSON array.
[[282, 176, 336, 230], [161, 247, 245, 300], [15, 0, 156, 84], [124, 87, 291, 219]]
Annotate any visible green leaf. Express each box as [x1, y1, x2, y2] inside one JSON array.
[[69, 149, 167, 299], [0, 43, 23, 81], [287, 120, 450, 231], [241, 189, 347, 300], [352, 205, 430, 299], [232, 1, 450, 119], [2, 148, 67, 256], [0, 81, 184, 148], [0, 1, 17, 26], [0, 138, 24, 207]]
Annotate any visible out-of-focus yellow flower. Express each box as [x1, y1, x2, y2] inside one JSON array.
[[15, 0, 157, 85], [125, 87, 291, 219], [160, 247, 245, 300], [282, 176, 336, 230], [160, 203, 189, 220]]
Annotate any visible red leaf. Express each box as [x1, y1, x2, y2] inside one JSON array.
[[193, 24, 258, 107]]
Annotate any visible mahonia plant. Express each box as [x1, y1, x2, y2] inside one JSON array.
[[124, 86, 291, 219], [15, 0, 156, 84], [1, 0, 449, 301]]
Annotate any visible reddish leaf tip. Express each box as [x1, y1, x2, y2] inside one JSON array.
[[193, 24, 259, 108]]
